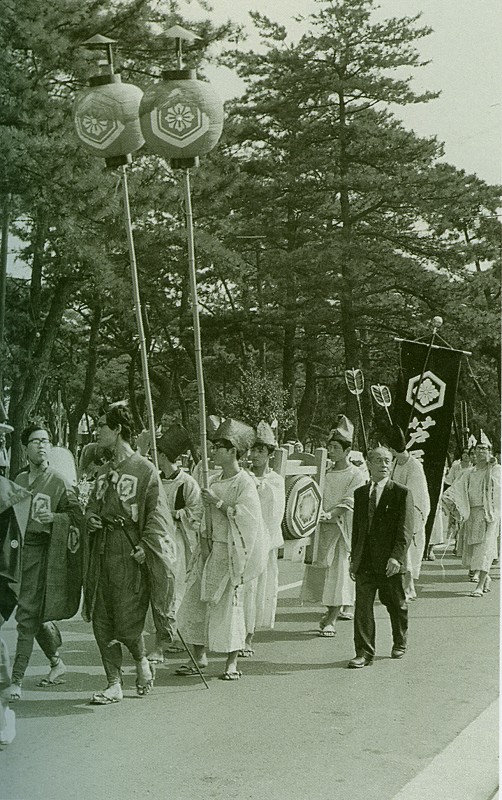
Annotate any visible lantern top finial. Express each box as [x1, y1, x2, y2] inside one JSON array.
[[165, 25, 199, 42], [82, 34, 117, 47], [81, 34, 117, 71]]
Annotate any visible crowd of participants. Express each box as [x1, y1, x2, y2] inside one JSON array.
[[0, 406, 499, 744]]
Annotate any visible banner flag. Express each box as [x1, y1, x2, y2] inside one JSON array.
[[393, 340, 463, 545]]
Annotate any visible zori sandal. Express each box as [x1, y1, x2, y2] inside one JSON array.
[[90, 684, 123, 705], [135, 658, 154, 696], [318, 624, 336, 637], [175, 664, 205, 676], [219, 671, 242, 681]]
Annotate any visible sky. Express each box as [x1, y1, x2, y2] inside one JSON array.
[[183, 0, 501, 185]]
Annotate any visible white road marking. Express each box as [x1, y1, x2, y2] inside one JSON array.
[[391, 700, 498, 800], [277, 580, 303, 593]]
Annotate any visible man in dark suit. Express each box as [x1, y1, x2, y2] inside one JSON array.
[[348, 446, 414, 668]]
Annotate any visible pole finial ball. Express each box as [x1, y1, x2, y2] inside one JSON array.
[[432, 316, 443, 328]]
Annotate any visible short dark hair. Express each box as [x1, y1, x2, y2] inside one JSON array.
[[252, 442, 275, 456], [21, 424, 51, 447], [105, 406, 135, 443], [328, 435, 351, 452], [213, 438, 244, 460]]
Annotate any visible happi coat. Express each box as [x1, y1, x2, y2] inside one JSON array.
[[15, 467, 83, 621], [84, 452, 176, 637]]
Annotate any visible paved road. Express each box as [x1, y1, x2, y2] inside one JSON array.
[[1, 550, 499, 800]]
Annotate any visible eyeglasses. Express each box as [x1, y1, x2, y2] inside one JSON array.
[[28, 437, 50, 446]]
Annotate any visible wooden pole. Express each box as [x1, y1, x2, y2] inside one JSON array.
[[120, 165, 158, 469], [0, 194, 10, 403], [182, 168, 209, 489], [354, 391, 369, 456]]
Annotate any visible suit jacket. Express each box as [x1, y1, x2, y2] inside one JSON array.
[[351, 479, 414, 575]]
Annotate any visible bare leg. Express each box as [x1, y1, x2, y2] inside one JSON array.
[[473, 569, 489, 593], [240, 633, 254, 657], [0, 698, 15, 745], [174, 643, 207, 676], [403, 572, 417, 601], [38, 654, 66, 687], [319, 606, 340, 636], [223, 650, 240, 676]]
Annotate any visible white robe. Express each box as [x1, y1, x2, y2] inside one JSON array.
[[177, 469, 267, 653], [392, 455, 430, 579], [243, 468, 286, 634], [443, 465, 501, 572], [161, 470, 203, 610], [301, 464, 365, 607]]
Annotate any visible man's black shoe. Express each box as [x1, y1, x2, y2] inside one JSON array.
[[347, 655, 373, 669], [391, 647, 406, 659]]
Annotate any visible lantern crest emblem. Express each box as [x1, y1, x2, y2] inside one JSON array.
[[150, 89, 210, 147], [74, 94, 125, 149]]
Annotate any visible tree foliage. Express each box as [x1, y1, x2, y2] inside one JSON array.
[[1, 0, 499, 473]]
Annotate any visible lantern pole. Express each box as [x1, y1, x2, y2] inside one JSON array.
[[120, 163, 159, 469], [168, 27, 209, 489], [78, 35, 158, 467], [182, 166, 209, 489]]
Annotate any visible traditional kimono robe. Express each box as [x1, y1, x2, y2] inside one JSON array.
[[446, 460, 471, 486], [84, 453, 176, 672], [255, 469, 286, 629], [392, 455, 430, 579], [15, 467, 83, 622], [301, 464, 365, 607], [242, 468, 286, 634], [161, 469, 203, 610], [443, 464, 501, 572], [0, 477, 31, 622], [11, 466, 83, 686], [177, 469, 267, 653], [444, 462, 471, 556]]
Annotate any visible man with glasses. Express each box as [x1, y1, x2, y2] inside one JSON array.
[[7, 424, 83, 700]]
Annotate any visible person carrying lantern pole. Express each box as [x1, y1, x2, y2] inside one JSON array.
[[239, 421, 286, 658], [300, 416, 365, 636], [84, 405, 176, 704], [175, 419, 267, 681], [383, 424, 430, 602]]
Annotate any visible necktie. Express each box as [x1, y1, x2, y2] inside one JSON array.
[[368, 482, 377, 531]]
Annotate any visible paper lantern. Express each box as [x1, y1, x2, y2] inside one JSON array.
[[73, 75, 144, 167], [139, 69, 224, 167]]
